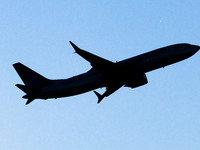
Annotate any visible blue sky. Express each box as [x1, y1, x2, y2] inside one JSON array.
[[1, 0, 200, 149]]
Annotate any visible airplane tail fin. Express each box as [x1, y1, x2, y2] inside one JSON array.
[[13, 63, 52, 105], [13, 62, 51, 89]]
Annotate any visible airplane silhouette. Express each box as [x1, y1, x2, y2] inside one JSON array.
[[13, 41, 200, 104]]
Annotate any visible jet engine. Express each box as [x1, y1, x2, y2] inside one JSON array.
[[124, 73, 148, 88]]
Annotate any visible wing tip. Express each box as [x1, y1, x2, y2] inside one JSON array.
[[94, 91, 104, 104], [69, 41, 81, 52]]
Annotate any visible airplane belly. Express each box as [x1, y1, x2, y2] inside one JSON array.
[[63, 79, 104, 97], [43, 73, 105, 99], [142, 54, 190, 72]]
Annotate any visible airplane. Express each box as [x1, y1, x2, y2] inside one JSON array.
[[13, 41, 200, 105]]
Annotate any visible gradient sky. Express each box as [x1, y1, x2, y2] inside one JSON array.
[[1, 0, 200, 150]]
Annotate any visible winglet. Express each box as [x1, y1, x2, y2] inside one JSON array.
[[69, 41, 81, 53], [94, 91, 104, 104]]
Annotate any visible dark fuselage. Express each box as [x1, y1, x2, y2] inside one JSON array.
[[13, 43, 200, 104], [38, 43, 199, 100]]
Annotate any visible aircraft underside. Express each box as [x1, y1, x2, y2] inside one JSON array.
[[13, 41, 200, 104]]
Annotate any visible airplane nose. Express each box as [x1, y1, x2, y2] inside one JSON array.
[[194, 45, 200, 51], [191, 45, 200, 55], [194, 45, 200, 49]]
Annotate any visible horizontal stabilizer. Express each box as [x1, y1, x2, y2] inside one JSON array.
[[15, 84, 40, 94], [16, 84, 28, 93], [26, 99, 35, 105]]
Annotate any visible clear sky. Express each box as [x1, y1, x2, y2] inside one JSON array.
[[1, 0, 200, 149]]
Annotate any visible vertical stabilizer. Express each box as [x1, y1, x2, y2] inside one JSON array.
[[13, 63, 51, 89]]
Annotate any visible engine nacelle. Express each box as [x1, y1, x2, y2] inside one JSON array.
[[124, 73, 148, 88]]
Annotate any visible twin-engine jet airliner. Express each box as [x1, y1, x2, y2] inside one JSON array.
[[13, 42, 200, 105]]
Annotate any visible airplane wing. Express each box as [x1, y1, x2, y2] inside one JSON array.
[[94, 83, 123, 103], [70, 41, 124, 103], [69, 41, 117, 73]]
